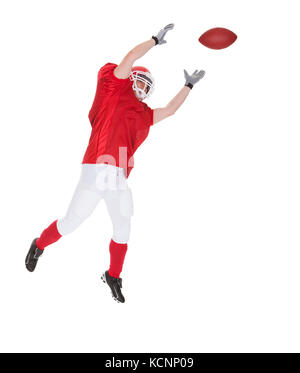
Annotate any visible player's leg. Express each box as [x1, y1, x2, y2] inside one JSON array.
[[56, 184, 102, 236], [101, 185, 133, 303], [25, 165, 103, 272], [106, 187, 133, 275]]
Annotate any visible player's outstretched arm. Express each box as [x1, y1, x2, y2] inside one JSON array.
[[153, 69, 205, 124], [114, 24, 174, 79]]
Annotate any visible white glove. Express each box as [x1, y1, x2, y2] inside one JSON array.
[[152, 24, 174, 45], [184, 69, 206, 89]]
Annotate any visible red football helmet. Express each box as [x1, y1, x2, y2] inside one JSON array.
[[129, 66, 155, 101]]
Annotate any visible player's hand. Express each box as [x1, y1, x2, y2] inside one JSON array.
[[152, 23, 174, 45], [184, 69, 205, 88]]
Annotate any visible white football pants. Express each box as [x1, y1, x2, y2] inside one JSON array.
[[57, 164, 133, 244]]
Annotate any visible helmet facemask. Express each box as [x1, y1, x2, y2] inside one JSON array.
[[129, 70, 155, 101]]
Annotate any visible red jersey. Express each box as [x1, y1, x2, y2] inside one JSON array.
[[82, 62, 154, 177]]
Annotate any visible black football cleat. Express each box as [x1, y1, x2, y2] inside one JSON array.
[[25, 238, 44, 272], [101, 270, 125, 303]]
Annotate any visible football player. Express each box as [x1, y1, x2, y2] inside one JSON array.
[[25, 24, 205, 303]]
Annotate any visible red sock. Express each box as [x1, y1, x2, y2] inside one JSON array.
[[36, 220, 62, 250], [108, 239, 128, 278]]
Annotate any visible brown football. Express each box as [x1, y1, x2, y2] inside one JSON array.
[[199, 27, 237, 50]]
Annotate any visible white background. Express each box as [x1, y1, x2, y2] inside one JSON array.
[[0, 0, 299, 353]]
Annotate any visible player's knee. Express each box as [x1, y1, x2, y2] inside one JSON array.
[[113, 222, 131, 244], [57, 212, 85, 236]]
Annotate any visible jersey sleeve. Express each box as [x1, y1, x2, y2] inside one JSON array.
[[98, 63, 130, 94]]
